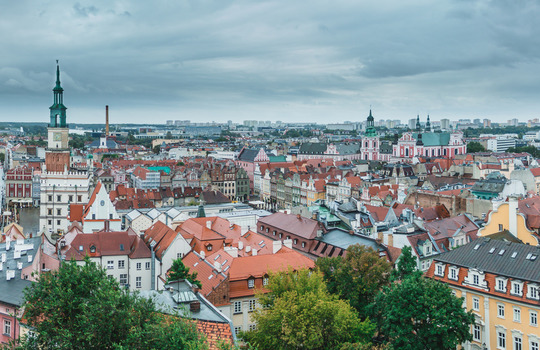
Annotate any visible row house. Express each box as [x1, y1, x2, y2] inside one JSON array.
[[427, 238, 540, 350], [130, 167, 161, 189], [5, 166, 33, 208]]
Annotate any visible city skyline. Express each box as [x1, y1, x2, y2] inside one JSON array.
[[2, 1, 540, 124]]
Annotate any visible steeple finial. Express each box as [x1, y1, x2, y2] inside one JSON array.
[[426, 114, 431, 132], [415, 114, 421, 131]]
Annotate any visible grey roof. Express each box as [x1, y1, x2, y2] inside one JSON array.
[[435, 237, 540, 283], [298, 142, 327, 155], [318, 228, 380, 250], [138, 280, 232, 324], [0, 237, 41, 307], [336, 143, 361, 155], [471, 174, 506, 194], [89, 138, 118, 149]]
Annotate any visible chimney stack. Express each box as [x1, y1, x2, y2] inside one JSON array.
[[105, 105, 109, 137]]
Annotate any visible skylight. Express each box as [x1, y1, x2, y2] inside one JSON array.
[[511, 252, 517, 258], [498, 249, 506, 256], [474, 244, 480, 250], [489, 247, 496, 254]]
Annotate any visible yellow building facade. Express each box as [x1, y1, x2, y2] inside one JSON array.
[[428, 237, 540, 350], [478, 197, 538, 246]]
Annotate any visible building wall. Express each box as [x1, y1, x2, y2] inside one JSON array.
[[478, 202, 538, 245], [82, 255, 151, 291]]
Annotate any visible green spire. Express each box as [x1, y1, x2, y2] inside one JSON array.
[[416, 114, 421, 131], [365, 109, 377, 137], [426, 115, 431, 132], [49, 60, 67, 128]]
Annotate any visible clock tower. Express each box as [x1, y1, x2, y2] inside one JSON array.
[[45, 61, 70, 173]]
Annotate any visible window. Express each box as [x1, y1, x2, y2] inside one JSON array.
[[69, 195, 73, 202], [57, 220, 61, 225], [513, 308, 521, 322], [248, 279, 255, 289], [48, 209, 52, 215], [234, 326, 242, 335], [435, 264, 444, 276], [472, 297, 479, 311], [249, 324, 257, 331], [4, 320, 11, 335], [514, 336, 522, 350], [532, 341, 539, 350], [78, 195, 82, 202], [234, 301, 242, 314], [449, 267, 458, 281], [107, 260, 114, 269], [531, 311, 538, 326], [136, 277, 142, 288], [145, 262, 150, 270], [57, 195, 61, 201], [120, 274, 128, 286], [499, 224, 503, 231], [272, 230, 276, 236], [293, 239, 298, 245], [48, 220, 52, 225], [473, 274, 479, 285], [248, 299, 256, 312], [118, 260, 125, 269], [498, 331, 506, 349], [512, 281, 523, 296], [57, 208, 61, 215], [48, 195, 52, 202], [498, 304, 505, 318], [263, 277, 269, 286], [260, 225, 263, 231], [265, 228, 269, 233], [496, 278, 507, 293], [279, 233, 282, 239], [136, 263, 141, 270], [528, 284, 539, 300], [302, 242, 306, 248], [473, 324, 481, 342]]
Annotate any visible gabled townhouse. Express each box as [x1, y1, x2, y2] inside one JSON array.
[[142, 221, 192, 290], [427, 238, 540, 350], [59, 229, 152, 291], [68, 181, 122, 233], [479, 196, 540, 246]]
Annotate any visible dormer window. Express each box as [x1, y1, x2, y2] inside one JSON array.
[[424, 242, 432, 256], [527, 283, 540, 300], [465, 269, 487, 289], [511, 280, 524, 296], [449, 266, 459, 281], [248, 278, 255, 289], [435, 263, 445, 277], [89, 245, 96, 253], [495, 277, 507, 293]]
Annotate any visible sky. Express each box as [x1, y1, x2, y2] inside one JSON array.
[[2, 0, 540, 125]]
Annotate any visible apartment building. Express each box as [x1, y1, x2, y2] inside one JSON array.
[[427, 237, 540, 350]]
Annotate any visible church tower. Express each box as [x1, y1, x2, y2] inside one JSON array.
[[361, 109, 380, 161], [45, 61, 70, 173]]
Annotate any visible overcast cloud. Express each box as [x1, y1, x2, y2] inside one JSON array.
[[1, 0, 540, 124]]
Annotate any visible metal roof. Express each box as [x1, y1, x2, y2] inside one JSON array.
[[435, 237, 540, 282]]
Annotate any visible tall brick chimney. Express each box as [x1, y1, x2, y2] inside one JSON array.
[[105, 105, 109, 137]]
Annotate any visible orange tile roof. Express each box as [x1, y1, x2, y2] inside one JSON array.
[[143, 221, 179, 260]]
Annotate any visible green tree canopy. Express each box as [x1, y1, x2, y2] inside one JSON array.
[[167, 258, 202, 288], [369, 274, 474, 350], [390, 246, 420, 282], [19, 258, 207, 350], [242, 269, 375, 350], [466, 141, 486, 153], [316, 244, 392, 318]]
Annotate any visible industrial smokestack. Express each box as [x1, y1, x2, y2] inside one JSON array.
[[105, 105, 109, 137]]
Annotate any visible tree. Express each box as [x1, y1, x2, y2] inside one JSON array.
[[153, 145, 161, 154], [166, 131, 173, 139], [20, 258, 206, 350], [316, 244, 392, 318], [242, 269, 375, 350], [369, 274, 474, 350], [390, 246, 419, 282], [167, 258, 202, 288], [466, 141, 486, 153]]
